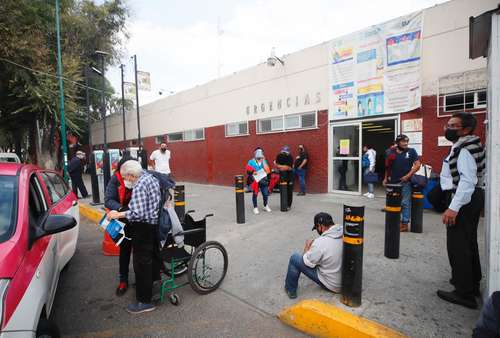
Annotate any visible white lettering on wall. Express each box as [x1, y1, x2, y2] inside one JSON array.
[[246, 92, 322, 115]]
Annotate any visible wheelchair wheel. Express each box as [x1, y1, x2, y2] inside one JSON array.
[[163, 261, 188, 276], [169, 294, 180, 306], [188, 241, 228, 294]]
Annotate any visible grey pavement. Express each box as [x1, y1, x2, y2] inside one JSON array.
[[68, 176, 484, 337]]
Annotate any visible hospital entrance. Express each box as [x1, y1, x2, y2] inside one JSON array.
[[330, 117, 398, 195]]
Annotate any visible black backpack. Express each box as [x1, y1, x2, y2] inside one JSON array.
[[147, 171, 176, 240]]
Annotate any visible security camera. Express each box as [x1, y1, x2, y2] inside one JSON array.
[[267, 57, 276, 67]]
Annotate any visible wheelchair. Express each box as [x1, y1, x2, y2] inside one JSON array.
[[159, 210, 228, 305]]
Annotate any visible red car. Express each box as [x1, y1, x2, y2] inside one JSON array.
[[0, 163, 79, 337]]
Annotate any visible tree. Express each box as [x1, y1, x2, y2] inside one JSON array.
[[0, 0, 129, 168]]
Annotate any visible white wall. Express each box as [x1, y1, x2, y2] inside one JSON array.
[[92, 0, 498, 145]]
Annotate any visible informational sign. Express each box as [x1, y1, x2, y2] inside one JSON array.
[[402, 118, 423, 132], [329, 11, 423, 120], [340, 139, 350, 155], [124, 82, 136, 100], [438, 136, 453, 147], [93, 150, 104, 176], [108, 149, 121, 174], [405, 132, 422, 144], [137, 71, 151, 91]]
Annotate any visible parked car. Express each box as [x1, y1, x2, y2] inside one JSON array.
[[0, 163, 79, 337], [0, 153, 21, 164]]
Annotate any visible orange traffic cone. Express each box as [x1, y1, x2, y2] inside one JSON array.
[[102, 231, 120, 256]]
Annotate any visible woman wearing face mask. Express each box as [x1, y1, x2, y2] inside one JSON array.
[[105, 154, 134, 296]]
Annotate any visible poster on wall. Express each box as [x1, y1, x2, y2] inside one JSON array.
[[329, 11, 423, 120], [339, 139, 350, 155]]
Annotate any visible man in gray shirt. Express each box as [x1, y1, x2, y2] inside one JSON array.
[[284, 212, 343, 299]]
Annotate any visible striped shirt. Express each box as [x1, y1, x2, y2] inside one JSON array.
[[125, 172, 161, 224]]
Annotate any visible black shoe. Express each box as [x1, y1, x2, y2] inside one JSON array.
[[297, 192, 306, 196], [284, 287, 297, 299], [116, 281, 128, 296], [437, 290, 477, 309]]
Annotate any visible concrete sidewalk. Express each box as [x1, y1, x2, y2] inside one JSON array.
[[79, 176, 484, 337]]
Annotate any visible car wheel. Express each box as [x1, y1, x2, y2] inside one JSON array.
[[36, 318, 60, 338]]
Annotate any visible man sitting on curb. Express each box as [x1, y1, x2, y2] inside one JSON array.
[[284, 212, 343, 299]]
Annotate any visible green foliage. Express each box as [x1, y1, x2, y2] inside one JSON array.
[[0, 0, 129, 161]]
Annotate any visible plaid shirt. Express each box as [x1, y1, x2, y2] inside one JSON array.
[[125, 172, 161, 224]]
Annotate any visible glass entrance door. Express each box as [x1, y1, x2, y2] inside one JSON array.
[[331, 122, 361, 194]]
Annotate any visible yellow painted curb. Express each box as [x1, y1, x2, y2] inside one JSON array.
[[79, 203, 105, 223], [278, 300, 407, 338]]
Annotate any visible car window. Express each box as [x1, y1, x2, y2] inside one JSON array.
[[29, 175, 47, 230], [0, 175, 17, 243], [49, 173, 69, 197], [41, 173, 61, 204]]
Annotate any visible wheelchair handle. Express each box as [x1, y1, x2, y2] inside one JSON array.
[[186, 209, 196, 214], [205, 213, 214, 218]]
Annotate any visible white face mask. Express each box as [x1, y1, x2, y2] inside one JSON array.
[[124, 180, 135, 189]]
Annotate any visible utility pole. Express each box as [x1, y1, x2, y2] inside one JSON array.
[[133, 55, 141, 146], [97, 51, 111, 189], [55, 0, 69, 181], [120, 64, 126, 141], [85, 67, 101, 204]]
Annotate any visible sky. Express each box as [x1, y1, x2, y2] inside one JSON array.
[[108, 0, 450, 106]]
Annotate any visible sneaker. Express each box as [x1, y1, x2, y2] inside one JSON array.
[[264, 205, 272, 212], [400, 223, 409, 232], [284, 287, 297, 299], [253, 208, 259, 215], [126, 302, 156, 314], [367, 193, 375, 199], [363, 192, 370, 197], [116, 281, 128, 296]]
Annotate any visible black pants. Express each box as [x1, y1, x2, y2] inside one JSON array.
[[447, 188, 484, 297], [119, 224, 132, 282], [280, 170, 294, 207], [131, 221, 161, 303], [70, 173, 88, 198]]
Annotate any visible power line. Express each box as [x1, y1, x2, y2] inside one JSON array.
[[0, 56, 117, 96]]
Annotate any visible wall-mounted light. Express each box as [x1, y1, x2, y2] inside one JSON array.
[[267, 47, 284, 67]]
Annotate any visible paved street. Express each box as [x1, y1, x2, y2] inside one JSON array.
[[53, 180, 485, 337]]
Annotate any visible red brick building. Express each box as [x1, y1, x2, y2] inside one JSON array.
[[92, 0, 494, 194]]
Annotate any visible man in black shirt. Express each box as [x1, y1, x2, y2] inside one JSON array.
[[294, 145, 308, 195], [275, 145, 294, 209]]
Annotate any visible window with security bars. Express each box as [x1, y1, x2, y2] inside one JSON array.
[[257, 111, 317, 134], [437, 68, 487, 117], [184, 128, 204, 141], [167, 132, 183, 142], [225, 121, 249, 137], [155, 136, 165, 144]]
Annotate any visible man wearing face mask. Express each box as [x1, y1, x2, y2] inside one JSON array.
[[105, 155, 134, 296], [284, 212, 343, 299], [68, 150, 89, 198], [383, 134, 421, 232], [107, 160, 162, 314], [437, 112, 485, 309], [149, 143, 171, 176]]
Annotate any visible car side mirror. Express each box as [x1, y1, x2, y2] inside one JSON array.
[[31, 215, 77, 246]]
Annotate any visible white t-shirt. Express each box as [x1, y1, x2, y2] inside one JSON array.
[[150, 149, 171, 174]]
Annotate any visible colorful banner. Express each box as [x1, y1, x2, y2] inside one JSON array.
[[137, 71, 151, 91], [329, 11, 423, 120]]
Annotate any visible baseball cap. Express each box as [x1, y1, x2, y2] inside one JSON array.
[[281, 145, 290, 153], [312, 212, 335, 230]]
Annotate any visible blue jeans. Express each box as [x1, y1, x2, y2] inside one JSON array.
[[285, 252, 324, 293], [364, 168, 374, 193], [252, 181, 269, 208], [294, 168, 306, 193], [401, 182, 412, 224]]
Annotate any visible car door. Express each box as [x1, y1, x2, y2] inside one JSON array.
[[39, 171, 79, 270]]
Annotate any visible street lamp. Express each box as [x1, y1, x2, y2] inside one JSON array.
[[94, 50, 111, 189], [85, 66, 101, 205]]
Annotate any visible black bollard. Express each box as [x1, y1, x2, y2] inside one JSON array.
[[341, 205, 365, 308], [384, 184, 402, 259], [174, 185, 185, 222], [279, 171, 288, 212], [411, 188, 424, 233], [235, 175, 245, 224], [89, 151, 101, 205]]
